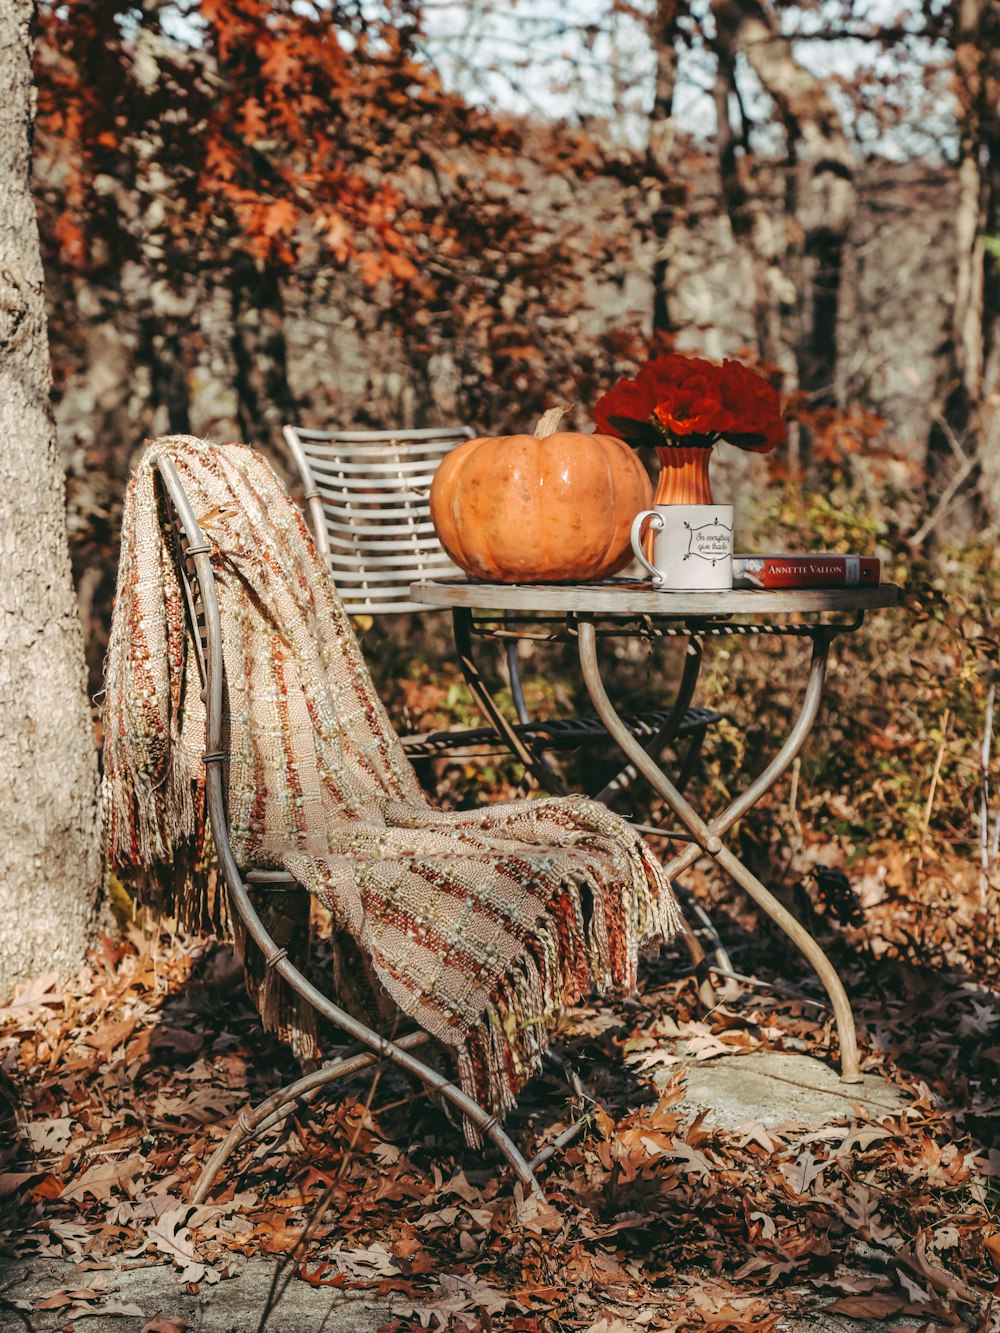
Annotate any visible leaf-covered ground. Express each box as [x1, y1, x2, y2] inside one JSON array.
[[1, 847, 997, 1332]]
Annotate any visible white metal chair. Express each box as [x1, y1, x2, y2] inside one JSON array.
[[281, 424, 473, 615]]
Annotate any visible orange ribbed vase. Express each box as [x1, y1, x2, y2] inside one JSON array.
[[653, 445, 714, 505]]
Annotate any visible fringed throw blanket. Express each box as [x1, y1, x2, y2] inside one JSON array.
[[103, 436, 680, 1122]]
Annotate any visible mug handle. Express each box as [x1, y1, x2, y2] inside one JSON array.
[[630, 509, 665, 584]]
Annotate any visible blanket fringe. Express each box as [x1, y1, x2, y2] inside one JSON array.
[[231, 892, 320, 1064]]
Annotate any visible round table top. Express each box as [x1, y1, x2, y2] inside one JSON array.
[[409, 577, 901, 617]]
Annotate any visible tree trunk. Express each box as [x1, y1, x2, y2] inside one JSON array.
[[924, 0, 999, 534], [0, 0, 102, 993], [648, 0, 683, 336], [711, 0, 856, 462], [978, 119, 1000, 518], [230, 260, 298, 452]]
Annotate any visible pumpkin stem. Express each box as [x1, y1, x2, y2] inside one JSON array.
[[533, 406, 570, 439]]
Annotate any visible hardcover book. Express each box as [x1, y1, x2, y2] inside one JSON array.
[[733, 554, 881, 589]]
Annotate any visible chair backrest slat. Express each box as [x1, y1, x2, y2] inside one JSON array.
[[283, 423, 473, 615], [305, 457, 446, 480]]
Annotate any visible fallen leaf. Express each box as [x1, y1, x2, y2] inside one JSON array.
[[836, 1124, 894, 1156], [61, 1155, 143, 1203], [82, 1017, 138, 1060], [144, 1207, 221, 1286], [825, 1294, 927, 1317], [0, 973, 62, 1022], [25, 1116, 75, 1154], [779, 1151, 827, 1195], [36, 1287, 103, 1309], [0, 1170, 43, 1197], [685, 1032, 730, 1060], [72, 1300, 146, 1319]]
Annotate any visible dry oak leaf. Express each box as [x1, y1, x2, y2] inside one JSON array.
[[143, 1206, 222, 1286], [834, 1124, 894, 1156], [0, 1170, 44, 1197], [327, 1243, 400, 1278], [825, 1293, 932, 1318], [391, 1273, 511, 1325], [35, 1286, 104, 1309], [81, 1016, 138, 1060], [684, 1031, 731, 1060], [25, 1116, 75, 1155], [61, 1154, 144, 1203], [660, 1140, 715, 1180], [778, 1150, 827, 1196], [71, 1299, 146, 1319], [259, 1223, 306, 1255], [0, 972, 63, 1023]]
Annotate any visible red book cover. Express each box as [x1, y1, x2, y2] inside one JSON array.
[[733, 554, 881, 589]]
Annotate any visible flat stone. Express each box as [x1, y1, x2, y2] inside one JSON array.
[[0, 1254, 390, 1333], [661, 1049, 909, 1132]]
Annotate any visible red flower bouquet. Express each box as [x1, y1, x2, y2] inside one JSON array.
[[594, 354, 785, 504]]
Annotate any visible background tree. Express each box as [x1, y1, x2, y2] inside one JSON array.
[[923, 0, 1000, 532], [0, 0, 102, 993]]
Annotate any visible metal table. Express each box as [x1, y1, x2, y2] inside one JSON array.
[[410, 577, 900, 1084]]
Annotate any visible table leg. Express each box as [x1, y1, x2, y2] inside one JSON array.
[[676, 911, 719, 1009], [452, 607, 570, 795], [595, 634, 705, 805], [576, 618, 861, 1083]]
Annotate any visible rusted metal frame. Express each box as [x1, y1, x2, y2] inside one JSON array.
[[155, 458, 546, 1205], [634, 613, 867, 640], [576, 616, 862, 1083], [527, 1052, 595, 1171], [528, 1116, 593, 1170], [471, 612, 865, 642], [452, 607, 570, 796], [282, 425, 333, 566], [504, 612, 532, 726], [658, 631, 832, 874], [202, 1041, 598, 1185], [190, 1032, 431, 1205], [456, 611, 716, 802], [594, 633, 706, 806]]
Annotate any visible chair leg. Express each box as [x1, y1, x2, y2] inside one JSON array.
[[189, 1032, 431, 1205], [207, 867, 548, 1204]]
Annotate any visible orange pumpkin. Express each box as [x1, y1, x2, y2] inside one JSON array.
[[430, 408, 653, 583]]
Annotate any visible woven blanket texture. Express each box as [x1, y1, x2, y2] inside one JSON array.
[[102, 436, 680, 1120]]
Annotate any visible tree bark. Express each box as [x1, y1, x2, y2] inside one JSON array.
[[0, 0, 102, 993]]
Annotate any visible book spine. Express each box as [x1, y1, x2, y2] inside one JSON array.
[[733, 556, 880, 589]]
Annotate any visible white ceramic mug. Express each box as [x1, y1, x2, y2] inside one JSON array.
[[629, 504, 734, 591]]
